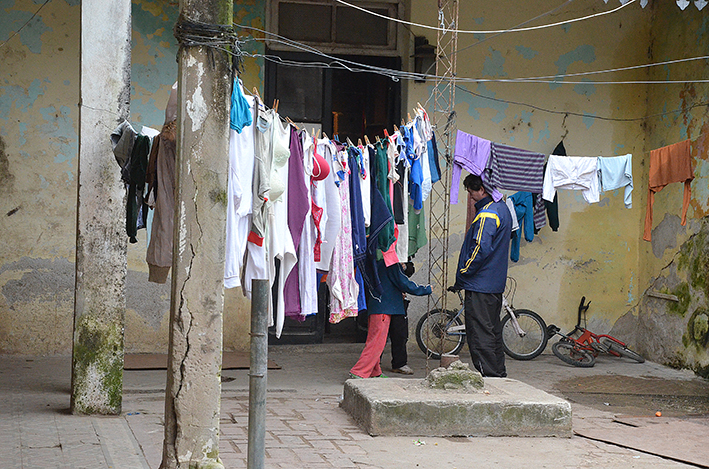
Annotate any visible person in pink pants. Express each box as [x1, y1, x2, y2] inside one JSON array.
[[349, 260, 431, 379]]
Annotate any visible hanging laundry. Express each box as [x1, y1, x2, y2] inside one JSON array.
[[451, 130, 501, 204], [297, 131, 318, 318], [401, 125, 426, 213], [268, 116, 297, 337], [230, 78, 252, 133], [509, 192, 535, 262], [412, 115, 432, 203], [428, 132, 441, 185], [505, 197, 520, 233], [537, 141, 565, 233], [598, 154, 633, 209], [543, 155, 599, 204], [349, 146, 367, 268], [358, 145, 372, 227], [243, 101, 274, 302], [327, 145, 359, 323], [486, 142, 545, 194], [110, 121, 151, 243], [224, 83, 255, 289], [643, 139, 694, 241], [145, 82, 178, 284], [408, 203, 427, 259], [372, 141, 398, 265], [282, 126, 309, 317], [313, 138, 341, 272]]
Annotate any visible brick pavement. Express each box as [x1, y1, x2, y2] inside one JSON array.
[[2, 350, 708, 468]]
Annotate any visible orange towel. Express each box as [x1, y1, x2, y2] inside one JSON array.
[[643, 139, 694, 241]]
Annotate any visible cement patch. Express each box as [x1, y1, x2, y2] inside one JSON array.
[[340, 377, 572, 438]]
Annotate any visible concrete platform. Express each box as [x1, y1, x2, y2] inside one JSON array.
[[340, 377, 572, 438]]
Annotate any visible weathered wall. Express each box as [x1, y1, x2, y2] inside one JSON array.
[[0, 0, 263, 354], [2, 0, 708, 368], [406, 1, 650, 339], [1, 0, 81, 354], [621, 3, 709, 375]]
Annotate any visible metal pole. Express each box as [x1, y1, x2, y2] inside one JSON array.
[[247, 279, 269, 469]]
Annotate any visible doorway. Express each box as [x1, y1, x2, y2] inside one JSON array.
[[265, 52, 401, 344]]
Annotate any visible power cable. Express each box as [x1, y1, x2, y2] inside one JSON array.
[[334, 0, 635, 34], [455, 84, 709, 122], [234, 26, 709, 122]]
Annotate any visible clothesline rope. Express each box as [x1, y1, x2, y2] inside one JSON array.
[[333, 0, 635, 35], [237, 25, 709, 84]]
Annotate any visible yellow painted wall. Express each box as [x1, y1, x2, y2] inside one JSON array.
[[1, 0, 707, 372], [407, 1, 650, 336], [0, 0, 260, 354]]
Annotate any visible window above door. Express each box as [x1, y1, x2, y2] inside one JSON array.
[[268, 0, 401, 55]]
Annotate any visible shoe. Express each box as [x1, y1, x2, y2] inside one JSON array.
[[391, 365, 414, 375], [348, 372, 364, 379], [375, 374, 388, 378]]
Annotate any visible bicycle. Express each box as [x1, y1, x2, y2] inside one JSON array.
[[548, 296, 645, 367], [415, 278, 549, 361]]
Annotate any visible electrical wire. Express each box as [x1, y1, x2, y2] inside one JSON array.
[[511, 55, 709, 81], [233, 26, 709, 122], [455, 84, 709, 122], [334, 0, 636, 35], [240, 30, 709, 85]]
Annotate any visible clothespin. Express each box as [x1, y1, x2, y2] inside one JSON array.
[[346, 137, 354, 147], [358, 138, 363, 147], [364, 135, 371, 145], [401, 118, 405, 126], [384, 129, 389, 138], [393, 124, 399, 133], [407, 112, 412, 123], [322, 132, 329, 140], [315, 129, 320, 140], [285, 116, 298, 130], [272, 99, 279, 113], [376, 136, 381, 143], [252, 87, 261, 101], [417, 102, 424, 111]]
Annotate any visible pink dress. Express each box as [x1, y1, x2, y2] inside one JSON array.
[[327, 150, 359, 323]]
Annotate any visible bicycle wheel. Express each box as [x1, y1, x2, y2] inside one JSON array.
[[501, 309, 548, 360], [600, 337, 645, 363], [552, 340, 595, 367], [415, 309, 465, 360]]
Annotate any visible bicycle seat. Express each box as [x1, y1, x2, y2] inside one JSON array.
[[447, 285, 462, 293]]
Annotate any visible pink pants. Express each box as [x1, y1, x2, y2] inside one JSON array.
[[350, 314, 391, 378]]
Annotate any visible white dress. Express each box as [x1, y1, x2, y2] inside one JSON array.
[[224, 95, 255, 289]]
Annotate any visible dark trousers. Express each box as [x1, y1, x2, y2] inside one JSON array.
[[388, 314, 408, 369], [464, 290, 506, 377]]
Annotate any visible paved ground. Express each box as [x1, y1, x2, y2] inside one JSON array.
[[1, 343, 708, 468]]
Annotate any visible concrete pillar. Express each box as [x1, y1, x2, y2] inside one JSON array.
[[71, 0, 131, 415], [159, 1, 232, 467]]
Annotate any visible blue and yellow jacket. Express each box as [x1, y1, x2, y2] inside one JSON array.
[[455, 195, 512, 294]]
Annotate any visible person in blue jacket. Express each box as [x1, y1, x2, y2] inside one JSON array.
[[350, 260, 432, 379], [455, 174, 512, 377]]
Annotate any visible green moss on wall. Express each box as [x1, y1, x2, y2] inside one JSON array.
[[668, 283, 691, 317], [685, 307, 709, 350], [71, 314, 124, 414]]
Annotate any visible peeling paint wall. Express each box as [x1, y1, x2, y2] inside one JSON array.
[[2, 0, 707, 366], [627, 2, 709, 374], [406, 1, 651, 339], [0, 0, 263, 354]]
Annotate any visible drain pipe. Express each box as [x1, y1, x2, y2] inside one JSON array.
[[247, 279, 268, 469]]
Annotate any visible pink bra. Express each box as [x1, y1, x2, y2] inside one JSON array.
[[312, 143, 330, 181]]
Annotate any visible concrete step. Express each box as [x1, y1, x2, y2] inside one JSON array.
[[341, 377, 572, 437]]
